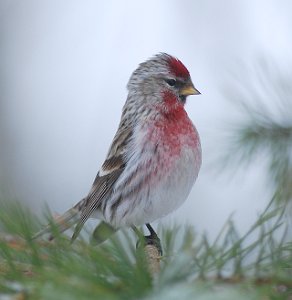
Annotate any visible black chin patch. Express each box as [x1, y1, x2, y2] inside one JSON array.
[[179, 95, 186, 104]]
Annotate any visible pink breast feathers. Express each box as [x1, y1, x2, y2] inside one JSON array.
[[147, 93, 199, 158]]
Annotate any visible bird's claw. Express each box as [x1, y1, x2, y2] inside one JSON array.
[[136, 233, 163, 256], [144, 233, 163, 256]]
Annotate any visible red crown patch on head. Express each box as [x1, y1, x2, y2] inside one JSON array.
[[167, 56, 190, 78]]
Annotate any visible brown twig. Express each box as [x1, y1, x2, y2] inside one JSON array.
[[144, 244, 161, 275]]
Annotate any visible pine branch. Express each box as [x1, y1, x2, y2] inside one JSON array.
[[222, 61, 292, 204], [1, 199, 291, 299]]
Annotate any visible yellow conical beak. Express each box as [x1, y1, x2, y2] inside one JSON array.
[[180, 83, 200, 96]]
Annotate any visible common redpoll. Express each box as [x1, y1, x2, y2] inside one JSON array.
[[34, 53, 202, 252]]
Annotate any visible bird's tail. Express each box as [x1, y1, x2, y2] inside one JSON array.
[[32, 206, 81, 241]]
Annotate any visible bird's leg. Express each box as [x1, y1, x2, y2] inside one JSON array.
[[132, 224, 162, 256], [145, 223, 162, 256]]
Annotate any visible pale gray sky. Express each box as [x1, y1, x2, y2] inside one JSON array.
[[0, 0, 291, 239]]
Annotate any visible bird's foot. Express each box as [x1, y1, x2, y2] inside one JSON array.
[[134, 223, 162, 256], [143, 233, 163, 256]]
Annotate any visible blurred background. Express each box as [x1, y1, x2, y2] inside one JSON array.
[[0, 0, 291, 239]]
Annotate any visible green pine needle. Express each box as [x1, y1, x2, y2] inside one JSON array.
[[0, 199, 291, 299]]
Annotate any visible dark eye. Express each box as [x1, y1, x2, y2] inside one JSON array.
[[165, 79, 176, 87]]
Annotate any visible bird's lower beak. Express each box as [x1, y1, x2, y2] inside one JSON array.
[[180, 84, 201, 96]]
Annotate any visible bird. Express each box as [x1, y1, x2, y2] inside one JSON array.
[[33, 53, 202, 253]]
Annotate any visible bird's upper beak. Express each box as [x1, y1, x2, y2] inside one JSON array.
[[180, 82, 200, 96]]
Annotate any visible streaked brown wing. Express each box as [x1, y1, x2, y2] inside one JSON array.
[[71, 125, 133, 241], [71, 168, 124, 241]]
